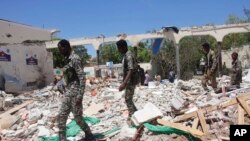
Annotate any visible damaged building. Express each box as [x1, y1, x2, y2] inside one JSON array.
[[1, 20, 250, 141], [0, 19, 57, 92]]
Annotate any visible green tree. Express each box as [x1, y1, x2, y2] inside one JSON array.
[[222, 33, 249, 50], [128, 41, 151, 63], [152, 39, 176, 79], [72, 45, 91, 64], [48, 45, 91, 68], [99, 41, 151, 65], [179, 36, 217, 79], [223, 10, 250, 50], [225, 15, 247, 24], [48, 48, 64, 68], [99, 43, 122, 64], [244, 8, 250, 21]]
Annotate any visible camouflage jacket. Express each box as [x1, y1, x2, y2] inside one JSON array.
[[62, 51, 85, 87], [205, 49, 218, 73], [230, 59, 242, 84], [122, 50, 137, 83]]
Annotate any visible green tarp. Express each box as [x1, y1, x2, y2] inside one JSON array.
[[41, 117, 199, 141], [40, 116, 100, 141], [143, 123, 199, 141]]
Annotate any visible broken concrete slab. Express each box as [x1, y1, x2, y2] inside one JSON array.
[[245, 69, 250, 82], [83, 102, 105, 116], [4, 98, 14, 108], [119, 125, 137, 141], [0, 114, 19, 130], [14, 129, 25, 138], [171, 94, 186, 110], [148, 82, 156, 89], [37, 126, 50, 137], [101, 91, 115, 101], [132, 102, 163, 126], [28, 108, 42, 124]]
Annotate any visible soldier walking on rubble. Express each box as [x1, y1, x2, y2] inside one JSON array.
[[116, 39, 138, 122], [201, 42, 218, 90], [56, 39, 95, 141], [230, 52, 242, 88]]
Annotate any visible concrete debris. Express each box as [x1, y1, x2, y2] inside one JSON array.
[[27, 108, 42, 124], [0, 97, 4, 111], [118, 125, 137, 141], [0, 75, 250, 141], [84, 102, 105, 116], [37, 126, 51, 137], [132, 102, 163, 126], [244, 69, 250, 82], [0, 114, 19, 130]]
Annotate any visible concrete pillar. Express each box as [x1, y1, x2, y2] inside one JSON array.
[[217, 42, 222, 76], [176, 44, 180, 79], [96, 50, 100, 66]]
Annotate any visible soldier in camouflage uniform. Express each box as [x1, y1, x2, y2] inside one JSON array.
[[230, 52, 242, 88], [201, 43, 218, 90], [116, 39, 137, 118], [57, 39, 95, 141]]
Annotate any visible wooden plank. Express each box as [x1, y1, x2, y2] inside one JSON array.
[[174, 93, 250, 122], [197, 111, 209, 134], [237, 97, 250, 116], [157, 119, 204, 137], [238, 104, 245, 124], [175, 112, 198, 122], [219, 136, 230, 141], [133, 125, 144, 141], [0, 100, 33, 119], [192, 118, 199, 129]]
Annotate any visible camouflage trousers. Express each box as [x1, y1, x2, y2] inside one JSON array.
[[201, 69, 217, 89], [125, 83, 137, 117], [230, 73, 241, 86], [58, 85, 91, 141]]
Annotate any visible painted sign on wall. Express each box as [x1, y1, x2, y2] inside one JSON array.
[[0, 48, 11, 61], [26, 54, 38, 65]]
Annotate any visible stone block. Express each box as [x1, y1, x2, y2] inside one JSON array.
[[131, 102, 163, 126]]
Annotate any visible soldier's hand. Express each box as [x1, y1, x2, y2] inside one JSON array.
[[53, 75, 61, 85], [203, 74, 208, 79], [53, 77, 58, 85], [207, 71, 213, 77], [119, 82, 126, 91]]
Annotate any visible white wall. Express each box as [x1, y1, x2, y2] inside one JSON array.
[[0, 43, 54, 92], [0, 20, 51, 44]]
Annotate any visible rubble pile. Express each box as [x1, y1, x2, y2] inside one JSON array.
[[0, 76, 250, 141]]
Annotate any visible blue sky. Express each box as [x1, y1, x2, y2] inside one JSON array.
[[1, 0, 250, 56]]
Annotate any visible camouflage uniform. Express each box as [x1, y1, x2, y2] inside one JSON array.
[[58, 51, 91, 141], [230, 59, 242, 87], [122, 50, 137, 117], [201, 49, 218, 89]]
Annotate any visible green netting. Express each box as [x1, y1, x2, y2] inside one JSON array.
[[94, 127, 121, 139], [40, 116, 100, 141], [40, 117, 122, 141], [40, 136, 58, 141], [40, 117, 200, 141], [66, 116, 100, 136], [143, 123, 199, 141]]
